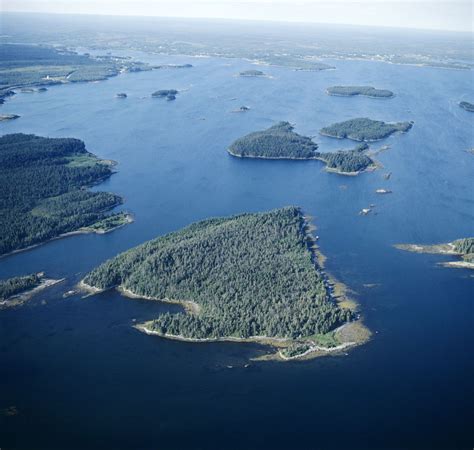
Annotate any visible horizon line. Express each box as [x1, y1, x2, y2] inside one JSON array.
[[1, 9, 472, 34]]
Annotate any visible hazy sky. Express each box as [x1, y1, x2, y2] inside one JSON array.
[[2, 0, 473, 32]]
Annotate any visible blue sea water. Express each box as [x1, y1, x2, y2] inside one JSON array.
[[0, 52, 473, 450]]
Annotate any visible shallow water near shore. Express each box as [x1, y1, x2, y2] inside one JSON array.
[[0, 52, 473, 449]]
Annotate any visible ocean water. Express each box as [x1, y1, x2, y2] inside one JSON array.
[[0, 53, 473, 450]]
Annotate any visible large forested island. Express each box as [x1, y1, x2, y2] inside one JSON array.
[[326, 86, 394, 98], [320, 117, 413, 142], [82, 207, 369, 360], [228, 122, 376, 174], [395, 238, 474, 270], [0, 133, 132, 256]]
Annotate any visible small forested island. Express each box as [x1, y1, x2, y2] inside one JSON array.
[[82, 207, 370, 360], [228, 122, 377, 174], [239, 69, 266, 77], [154, 63, 193, 69], [0, 272, 63, 309], [459, 101, 474, 112], [318, 143, 376, 175], [0, 114, 20, 121], [326, 86, 394, 98], [395, 238, 474, 270], [0, 133, 132, 256], [228, 122, 319, 159], [152, 89, 178, 100], [320, 117, 413, 142]]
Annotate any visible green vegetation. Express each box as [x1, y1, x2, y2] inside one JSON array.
[[281, 343, 311, 358], [320, 117, 413, 142], [0, 274, 41, 300], [453, 238, 474, 255], [0, 44, 150, 101], [327, 86, 394, 98], [312, 331, 339, 347], [82, 212, 132, 233], [280, 331, 340, 358], [228, 122, 319, 159], [459, 101, 474, 112], [239, 69, 265, 77], [0, 133, 129, 256], [319, 143, 374, 173], [228, 123, 376, 173], [83, 207, 353, 341]]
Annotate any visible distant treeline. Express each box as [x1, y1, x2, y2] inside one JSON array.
[[0, 44, 150, 96]]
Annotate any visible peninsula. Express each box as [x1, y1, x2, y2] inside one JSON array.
[[0, 44, 151, 104], [326, 86, 394, 98], [320, 117, 413, 142], [228, 122, 377, 174], [82, 207, 370, 360], [0, 272, 63, 309], [395, 238, 474, 270], [0, 133, 132, 257]]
